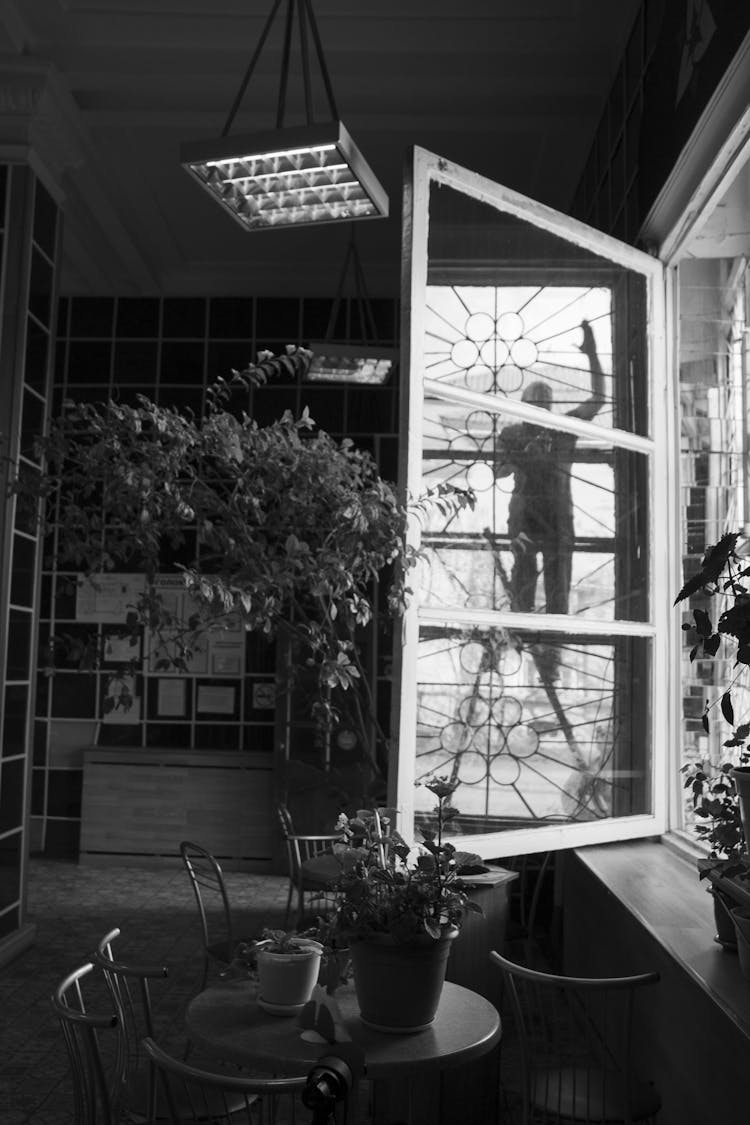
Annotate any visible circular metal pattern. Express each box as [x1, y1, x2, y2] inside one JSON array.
[[480, 339, 510, 368], [464, 410, 494, 445], [492, 695, 523, 727], [439, 721, 473, 754], [450, 338, 479, 369], [465, 365, 494, 393], [458, 640, 489, 675], [495, 363, 524, 394], [458, 694, 490, 726], [497, 311, 524, 339], [465, 311, 495, 342], [488, 753, 522, 786], [510, 336, 538, 368], [466, 461, 495, 492]]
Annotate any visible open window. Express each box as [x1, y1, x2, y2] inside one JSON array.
[[393, 147, 669, 858]]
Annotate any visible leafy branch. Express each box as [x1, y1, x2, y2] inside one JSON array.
[[8, 345, 473, 777]]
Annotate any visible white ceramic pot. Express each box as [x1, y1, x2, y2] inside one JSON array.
[[256, 938, 323, 1014]]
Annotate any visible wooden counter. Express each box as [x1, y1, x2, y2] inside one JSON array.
[[79, 746, 274, 870]]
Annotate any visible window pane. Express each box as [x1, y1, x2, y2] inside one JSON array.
[[413, 624, 652, 833], [420, 399, 650, 620], [397, 149, 665, 855], [425, 182, 649, 438], [676, 146, 750, 840]]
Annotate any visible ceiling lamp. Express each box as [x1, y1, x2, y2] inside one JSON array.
[[180, 0, 388, 232], [306, 228, 397, 384]]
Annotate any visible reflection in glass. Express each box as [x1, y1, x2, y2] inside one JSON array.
[[425, 284, 615, 428], [418, 404, 649, 622], [425, 183, 649, 438], [414, 625, 651, 832]]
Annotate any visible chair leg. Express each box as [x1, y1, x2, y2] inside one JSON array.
[[295, 876, 305, 929], [284, 881, 293, 930], [198, 950, 209, 994]]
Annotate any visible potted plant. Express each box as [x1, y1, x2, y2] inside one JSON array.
[[225, 928, 324, 1014], [675, 531, 750, 947], [8, 346, 473, 804], [327, 777, 483, 1032]]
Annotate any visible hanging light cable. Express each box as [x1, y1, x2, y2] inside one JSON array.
[[180, 0, 388, 232], [306, 226, 397, 383]]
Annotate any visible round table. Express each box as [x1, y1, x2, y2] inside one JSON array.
[[185, 978, 501, 1079]]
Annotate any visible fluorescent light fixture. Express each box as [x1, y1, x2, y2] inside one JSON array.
[[181, 121, 388, 232], [306, 341, 397, 384]]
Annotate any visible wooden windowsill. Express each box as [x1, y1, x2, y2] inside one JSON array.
[[573, 839, 750, 1041]]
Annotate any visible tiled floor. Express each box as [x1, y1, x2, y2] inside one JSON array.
[[0, 858, 290, 1124]]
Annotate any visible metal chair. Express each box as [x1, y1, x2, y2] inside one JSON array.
[[96, 927, 251, 1119], [142, 1036, 352, 1124], [503, 850, 555, 964], [490, 950, 661, 1124], [277, 803, 345, 928], [180, 840, 249, 992], [94, 926, 172, 1121], [51, 961, 127, 1125]]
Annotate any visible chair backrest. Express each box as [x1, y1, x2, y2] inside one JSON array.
[[490, 950, 660, 1125], [51, 961, 127, 1125], [180, 840, 234, 953], [94, 926, 169, 1121], [277, 802, 341, 868], [142, 1036, 331, 1124], [277, 802, 302, 877]]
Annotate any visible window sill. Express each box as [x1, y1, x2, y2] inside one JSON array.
[[573, 838, 750, 1042]]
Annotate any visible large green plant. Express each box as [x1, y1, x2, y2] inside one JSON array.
[[12, 346, 472, 789], [675, 531, 750, 876]]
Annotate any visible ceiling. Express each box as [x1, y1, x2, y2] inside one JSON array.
[[1, 0, 641, 297]]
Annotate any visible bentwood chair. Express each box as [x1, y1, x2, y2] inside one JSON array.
[[51, 961, 127, 1125], [94, 926, 167, 1121], [490, 950, 661, 1124], [96, 927, 249, 1119], [277, 804, 345, 929], [180, 841, 250, 992], [142, 1037, 352, 1124]]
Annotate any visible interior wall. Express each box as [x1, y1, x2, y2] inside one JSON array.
[[571, 0, 750, 243], [34, 293, 400, 857], [562, 851, 750, 1124]]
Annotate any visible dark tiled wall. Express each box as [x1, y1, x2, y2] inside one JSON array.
[[36, 294, 400, 856], [571, 0, 750, 243]]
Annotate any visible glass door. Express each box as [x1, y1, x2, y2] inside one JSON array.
[[394, 147, 669, 858]]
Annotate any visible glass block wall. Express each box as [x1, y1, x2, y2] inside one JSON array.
[[34, 294, 399, 856], [0, 166, 60, 952]]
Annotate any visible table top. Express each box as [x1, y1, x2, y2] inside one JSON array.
[[186, 979, 501, 1080]]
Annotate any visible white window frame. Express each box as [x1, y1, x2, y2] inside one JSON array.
[[391, 145, 670, 858], [649, 107, 750, 845]]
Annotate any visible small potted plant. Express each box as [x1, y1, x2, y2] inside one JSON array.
[[327, 778, 483, 1032], [226, 928, 324, 1015], [679, 757, 745, 947]]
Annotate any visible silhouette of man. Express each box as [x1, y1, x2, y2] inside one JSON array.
[[495, 319, 605, 616]]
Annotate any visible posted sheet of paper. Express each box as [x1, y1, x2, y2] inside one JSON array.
[[196, 685, 236, 715], [76, 574, 145, 623], [157, 678, 186, 717]]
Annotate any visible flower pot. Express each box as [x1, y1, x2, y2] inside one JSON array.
[[349, 927, 458, 1033], [730, 909, 750, 980], [256, 939, 323, 1015], [731, 766, 750, 850], [710, 887, 738, 950]]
